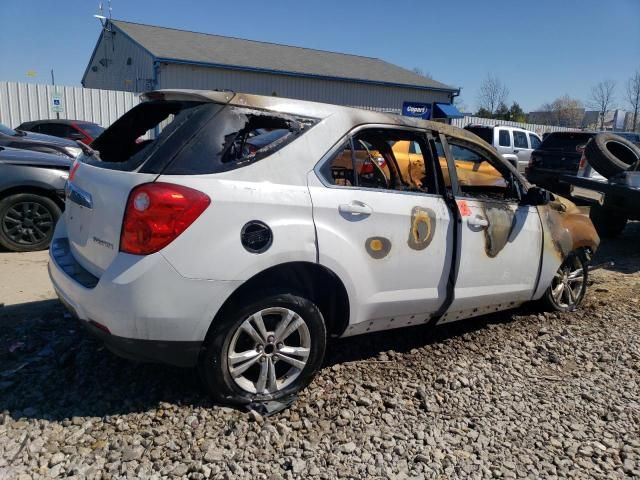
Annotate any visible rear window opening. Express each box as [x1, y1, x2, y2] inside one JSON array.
[[87, 101, 214, 170], [84, 100, 316, 174], [464, 126, 493, 144], [539, 132, 593, 152]]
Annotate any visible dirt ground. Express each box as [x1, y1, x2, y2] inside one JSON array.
[[0, 250, 54, 307], [0, 223, 638, 479]]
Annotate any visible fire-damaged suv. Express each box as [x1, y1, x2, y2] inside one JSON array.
[[49, 90, 599, 407]]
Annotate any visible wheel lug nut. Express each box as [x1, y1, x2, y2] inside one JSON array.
[[277, 343, 283, 349], [267, 335, 275, 343]]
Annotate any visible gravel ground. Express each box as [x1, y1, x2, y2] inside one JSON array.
[[0, 224, 639, 479]]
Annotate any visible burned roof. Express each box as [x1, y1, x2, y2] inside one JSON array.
[[110, 20, 456, 92]]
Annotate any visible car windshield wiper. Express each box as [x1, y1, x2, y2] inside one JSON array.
[[76, 140, 101, 160]]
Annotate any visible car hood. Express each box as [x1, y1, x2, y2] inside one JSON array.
[[0, 146, 72, 169], [18, 130, 78, 147]]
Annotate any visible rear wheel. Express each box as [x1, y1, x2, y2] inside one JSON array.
[[0, 193, 61, 252], [543, 251, 588, 312], [199, 292, 326, 406], [589, 204, 627, 238]]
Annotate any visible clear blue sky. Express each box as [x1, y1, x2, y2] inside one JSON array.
[[0, 0, 638, 112]]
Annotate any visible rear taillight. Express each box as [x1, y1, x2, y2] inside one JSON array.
[[578, 153, 587, 169], [120, 182, 210, 255]]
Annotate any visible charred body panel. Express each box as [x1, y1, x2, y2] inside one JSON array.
[[407, 206, 436, 251], [532, 196, 599, 300], [480, 202, 517, 258]]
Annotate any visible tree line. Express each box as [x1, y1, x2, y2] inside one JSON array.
[[472, 71, 640, 131]]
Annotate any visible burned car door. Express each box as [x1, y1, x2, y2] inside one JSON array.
[[309, 127, 453, 335], [436, 137, 542, 323]]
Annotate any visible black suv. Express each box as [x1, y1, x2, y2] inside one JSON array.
[[526, 132, 595, 196]]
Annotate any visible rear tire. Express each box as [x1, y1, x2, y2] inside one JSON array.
[[585, 133, 640, 179], [542, 251, 588, 312], [199, 292, 326, 406], [0, 193, 61, 252], [589, 204, 627, 238]]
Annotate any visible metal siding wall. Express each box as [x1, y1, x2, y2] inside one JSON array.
[[0, 81, 140, 129], [83, 28, 154, 92], [451, 116, 579, 135], [158, 64, 452, 112]]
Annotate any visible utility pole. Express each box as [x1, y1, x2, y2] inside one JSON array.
[[51, 69, 60, 120]]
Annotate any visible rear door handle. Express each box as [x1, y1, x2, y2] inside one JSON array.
[[468, 215, 489, 228], [338, 201, 373, 215]]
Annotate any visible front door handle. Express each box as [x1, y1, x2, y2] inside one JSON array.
[[468, 215, 489, 228], [338, 201, 373, 215]]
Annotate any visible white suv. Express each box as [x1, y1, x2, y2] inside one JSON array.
[[465, 124, 542, 174], [49, 90, 599, 407]]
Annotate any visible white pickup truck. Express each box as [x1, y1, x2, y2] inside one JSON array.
[[464, 124, 542, 174]]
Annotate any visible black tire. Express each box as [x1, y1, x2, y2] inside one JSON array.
[[584, 133, 640, 179], [0, 193, 61, 252], [589, 204, 627, 238], [199, 292, 326, 406], [542, 251, 588, 312]]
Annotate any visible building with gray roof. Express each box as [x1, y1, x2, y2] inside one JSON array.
[[83, 20, 459, 113]]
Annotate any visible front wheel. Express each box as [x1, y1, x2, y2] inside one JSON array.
[[543, 251, 588, 312], [199, 292, 326, 406]]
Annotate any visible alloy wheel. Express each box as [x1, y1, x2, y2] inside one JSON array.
[[227, 307, 311, 395], [1, 201, 54, 246], [550, 254, 586, 309]]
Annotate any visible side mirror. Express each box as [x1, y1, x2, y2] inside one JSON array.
[[521, 186, 550, 206]]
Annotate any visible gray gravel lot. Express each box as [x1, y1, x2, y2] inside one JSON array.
[[0, 224, 639, 479]]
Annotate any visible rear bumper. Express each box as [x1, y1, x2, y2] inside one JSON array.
[[48, 221, 242, 366]]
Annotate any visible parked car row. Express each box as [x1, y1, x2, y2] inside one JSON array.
[[0, 119, 103, 252]]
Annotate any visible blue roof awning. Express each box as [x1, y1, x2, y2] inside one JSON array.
[[433, 102, 464, 119]]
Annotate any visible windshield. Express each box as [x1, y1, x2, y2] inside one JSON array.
[[0, 124, 17, 136], [78, 123, 105, 138]]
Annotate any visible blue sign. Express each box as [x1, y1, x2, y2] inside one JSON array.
[[402, 102, 431, 120]]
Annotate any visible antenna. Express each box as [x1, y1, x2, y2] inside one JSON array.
[[94, 2, 106, 27]]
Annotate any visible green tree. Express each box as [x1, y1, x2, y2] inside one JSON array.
[[476, 107, 493, 118], [509, 102, 526, 122], [494, 102, 510, 120]]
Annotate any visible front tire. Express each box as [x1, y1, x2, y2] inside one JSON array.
[[199, 292, 326, 406], [0, 193, 61, 252], [543, 251, 588, 312]]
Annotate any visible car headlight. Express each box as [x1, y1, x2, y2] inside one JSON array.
[[63, 146, 82, 158]]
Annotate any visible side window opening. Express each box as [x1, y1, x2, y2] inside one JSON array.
[[529, 133, 541, 149], [513, 130, 528, 149], [498, 129, 511, 147], [446, 140, 519, 202], [166, 107, 315, 174], [321, 129, 437, 194]]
